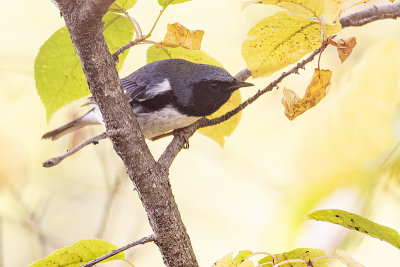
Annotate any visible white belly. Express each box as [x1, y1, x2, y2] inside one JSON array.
[[136, 105, 200, 139], [89, 105, 199, 139]]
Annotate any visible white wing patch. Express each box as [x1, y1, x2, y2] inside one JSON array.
[[136, 79, 172, 102]]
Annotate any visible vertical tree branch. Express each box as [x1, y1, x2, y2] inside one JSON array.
[[54, 0, 198, 266]]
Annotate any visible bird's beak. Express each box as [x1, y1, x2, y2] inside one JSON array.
[[229, 81, 254, 90]]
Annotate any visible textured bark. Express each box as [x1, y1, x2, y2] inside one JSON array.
[[340, 3, 400, 28], [55, 1, 198, 266]]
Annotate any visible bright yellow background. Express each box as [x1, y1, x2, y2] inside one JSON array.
[[1, 0, 400, 266]]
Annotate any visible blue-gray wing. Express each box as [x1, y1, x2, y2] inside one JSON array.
[[122, 78, 172, 103], [121, 79, 148, 102]]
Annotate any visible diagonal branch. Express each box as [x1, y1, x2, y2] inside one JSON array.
[[42, 130, 117, 168], [158, 42, 329, 168], [158, 2, 400, 169], [113, 6, 167, 59], [81, 235, 156, 267]]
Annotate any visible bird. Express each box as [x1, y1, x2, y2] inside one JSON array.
[[42, 59, 253, 141]]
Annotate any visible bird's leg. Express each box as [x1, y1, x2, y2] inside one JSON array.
[[173, 128, 190, 149]]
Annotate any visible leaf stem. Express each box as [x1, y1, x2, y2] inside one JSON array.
[[112, 6, 167, 59], [145, 6, 167, 39]]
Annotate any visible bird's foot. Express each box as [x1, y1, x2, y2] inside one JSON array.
[[173, 128, 190, 149]]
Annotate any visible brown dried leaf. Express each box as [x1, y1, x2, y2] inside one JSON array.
[[160, 23, 204, 50], [328, 36, 357, 62], [282, 69, 332, 120]]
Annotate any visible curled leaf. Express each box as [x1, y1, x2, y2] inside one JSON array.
[[328, 36, 357, 62], [160, 23, 204, 50], [282, 69, 332, 120]]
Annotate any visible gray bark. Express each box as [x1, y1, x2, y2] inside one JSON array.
[[54, 1, 198, 266]]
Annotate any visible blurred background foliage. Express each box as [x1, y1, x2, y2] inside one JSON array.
[[0, 0, 400, 266]]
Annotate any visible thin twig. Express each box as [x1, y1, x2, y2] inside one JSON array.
[[144, 6, 167, 38], [157, 3, 400, 167], [43, 130, 117, 168], [113, 2, 142, 37], [204, 43, 327, 127], [80, 234, 156, 267], [112, 6, 167, 59], [158, 42, 329, 168]]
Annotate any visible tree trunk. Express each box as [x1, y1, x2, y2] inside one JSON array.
[[55, 1, 199, 266]]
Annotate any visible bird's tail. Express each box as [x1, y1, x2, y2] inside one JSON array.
[[42, 109, 101, 140]]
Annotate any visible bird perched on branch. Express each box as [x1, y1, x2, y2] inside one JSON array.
[[42, 59, 253, 141]]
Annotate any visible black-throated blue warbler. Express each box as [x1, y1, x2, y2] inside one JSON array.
[[42, 59, 253, 140]]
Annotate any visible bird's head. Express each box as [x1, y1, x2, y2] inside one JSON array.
[[176, 63, 253, 116]]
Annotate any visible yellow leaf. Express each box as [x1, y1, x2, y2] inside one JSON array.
[[321, 0, 351, 24], [199, 90, 242, 147], [244, 0, 325, 17], [243, 0, 372, 24], [212, 251, 254, 267], [242, 12, 340, 78], [281, 69, 332, 120], [30, 239, 124, 267], [258, 248, 328, 266], [328, 36, 357, 62], [147, 45, 242, 147], [160, 23, 205, 50]]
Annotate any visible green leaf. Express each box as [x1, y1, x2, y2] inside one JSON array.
[[213, 250, 254, 267], [147, 45, 242, 147], [258, 248, 328, 266], [35, 13, 134, 121], [242, 12, 341, 78], [306, 209, 400, 250], [109, 0, 138, 13], [30, 239, 124, 267], [158, 0, 192, 8]]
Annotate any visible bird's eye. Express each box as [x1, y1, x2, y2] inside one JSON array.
[[209, 83, 219, 91]]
